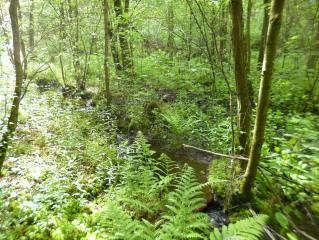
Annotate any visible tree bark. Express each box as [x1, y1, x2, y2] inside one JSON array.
[[18, 1, 27, 80], [219, 5, 227, 61], [167, 1, 175, 57], [28, 0, 34, 51], [246, 0, 252, 75], [113, 0, 132, 73], [307, 0, 319, 70], [245, 0, 255, 108], [74, 0, 83, 90], [0, 0, 24, 173], [230, 0, 252, 163], [104, 0, 111, 103], [59, 3, 66, 86], [257, 0, 270, 70], [241, 0, 285, 198]]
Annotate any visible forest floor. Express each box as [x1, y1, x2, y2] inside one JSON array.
[[0, 86, 228, 240], [0, 87, 117, 239], [0, 91, 60, 198]]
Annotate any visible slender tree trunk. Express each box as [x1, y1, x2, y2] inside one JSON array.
[[104, 0, 111, 103], [74, 0, 83, 90], [245, 0, 255, 107], [59, 3, 66, 86], [241, 0, 285, 198], [0, 0, 24, 173], [307, 0, 319, 70], [18, 1, 27, 80], [246, 0, 252, 75], [125, 0, 134, 72], [257, 0, 270, 70], [167, 1, 175, 57], [281, 0, 292, 69], [219, 5, 227, 61], [28, 0, 34, 51], [230, 0, 252, 163], [186, 5, 193, 61]]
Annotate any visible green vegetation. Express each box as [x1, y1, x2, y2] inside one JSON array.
[[1, 0, 318, 239]]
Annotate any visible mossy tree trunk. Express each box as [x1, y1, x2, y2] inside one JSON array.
[[109, 19, 122, 75], [257, 0, 270, 70], [230, 0, 252, 164], [245, 0, 252, 75], [104, 0, 111, 103], [245, 0, 255, 108], [241, 0, 285, 198], [307, 0, 319, 70], [113, 0, 133, 74], [18, 1, 27, 80], [0, 0, 24, 174]]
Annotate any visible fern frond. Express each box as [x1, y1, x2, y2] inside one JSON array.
[[155, 153, 179, 177], [210, 214, 269, 240], [93, 201, 155, 240], [157, 165, 210, 239]]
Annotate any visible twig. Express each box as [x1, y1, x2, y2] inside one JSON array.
[[182, 144, 248, 161], [248, 205, 279, 240], [283, 209, 317, 240], [19, 63, 50, 102]]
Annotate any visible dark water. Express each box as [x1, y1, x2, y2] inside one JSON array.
[[149, 140, 229, 229]]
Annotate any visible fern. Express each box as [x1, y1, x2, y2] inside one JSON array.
[[131, 131, 156, 168], [161, 108, 200, 136], [155, 153, 179, 178], [157, 165, 210, 240], [93, 201, 155, 240], [93, 134, 269, 240], [116, 134, 172, 219], [210, 215, 269, 240]]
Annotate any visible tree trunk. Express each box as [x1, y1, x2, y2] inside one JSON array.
[[246, 0, 252, 75], [74, 0, 83, 90], [307, 0, 319, 70], [186, 5, 193, 61], [257, 0, 270, 70], [18, 1, 27, 80], [0, 0, 24, 173], [167, 1, 175, 57], [109, 21, 122, 75], [230, 0, 252, 163], [28, 0, 34, 51], [104, 0, 111, 103], [219, 5, 227, 61], [113, 0, 132, 73], [59, 3, 66, 86], [241, 0, 285, 198], [245, 0, 255, 108]]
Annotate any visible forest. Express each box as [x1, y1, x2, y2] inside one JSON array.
[[0, 0, 318, 239]]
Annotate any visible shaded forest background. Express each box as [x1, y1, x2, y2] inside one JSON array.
[[0, 0, 319, 239]]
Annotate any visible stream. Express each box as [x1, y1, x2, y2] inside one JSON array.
[[116, 133, 229, 228], [151, 141, 229, 228]]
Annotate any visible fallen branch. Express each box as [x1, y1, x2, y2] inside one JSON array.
[[182, 144, 248, 161]]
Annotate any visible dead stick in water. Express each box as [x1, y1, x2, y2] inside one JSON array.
[[182, 144, 248, 161]]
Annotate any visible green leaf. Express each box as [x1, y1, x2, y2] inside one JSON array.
[[275, 212, 289, 229]]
